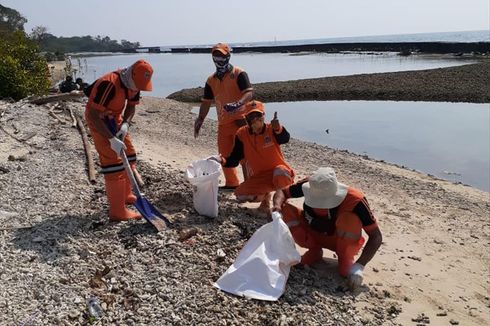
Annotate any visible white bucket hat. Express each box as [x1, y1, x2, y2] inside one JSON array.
[[302, 167, 348, 209]]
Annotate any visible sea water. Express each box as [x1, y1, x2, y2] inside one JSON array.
[[76, 52, 487, 191], [76, 52, 475, 97], [194, 101, 490, 192]]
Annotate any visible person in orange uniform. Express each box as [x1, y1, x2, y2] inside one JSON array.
[[194, 43, 253, 189], [211, 101, 294, 216], [272, 167, 382, 290], [85, 59, 153, 221]]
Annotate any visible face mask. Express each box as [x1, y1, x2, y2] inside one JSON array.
[[213, 55, 231, 78]]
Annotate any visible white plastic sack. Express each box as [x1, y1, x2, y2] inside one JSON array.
[[186, 159, 222, 218], [214, 212, 301, 301]]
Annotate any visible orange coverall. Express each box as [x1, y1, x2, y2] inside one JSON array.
[[223, 123, 295, 197], [203, 66, 253, 187], [281, 184, 378, 277]]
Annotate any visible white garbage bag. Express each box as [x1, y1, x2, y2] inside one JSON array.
[[186, 159, 222, 218], [214, 212, 301, 301]]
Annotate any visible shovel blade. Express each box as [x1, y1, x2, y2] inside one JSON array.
[[135, 197, 171, 232]]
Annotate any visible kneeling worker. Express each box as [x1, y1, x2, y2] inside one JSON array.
[[272, 167, 382, 290], [85, 59, 153, 221], [211, 101, 295, 216]]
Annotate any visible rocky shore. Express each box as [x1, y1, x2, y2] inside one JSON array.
[[167, 59, 490, 103], [0, 95, 488, 325]]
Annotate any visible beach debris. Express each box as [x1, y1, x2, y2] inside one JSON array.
[[178, 227, 198, 242], [411, 313, 430, 324], [216, 248, 226, 260], [28, 91, 84, 105], [86, 296, 104, 320], [74, 112, 96, 183]]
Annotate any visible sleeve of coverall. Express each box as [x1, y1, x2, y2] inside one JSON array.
[[88, 80, 116, 112], [223, 136, 244, 168], [127, 91, 141, 106], [354, 198, 379, 232], [202, 82, 214, 101], [273, 126, 290, 145], [237, 71, 253, 93]]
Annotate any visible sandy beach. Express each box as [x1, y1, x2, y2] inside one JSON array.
[[0, 89, 488, 325]]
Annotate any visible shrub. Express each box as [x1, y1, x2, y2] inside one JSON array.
[[0, 30, 50, 100]]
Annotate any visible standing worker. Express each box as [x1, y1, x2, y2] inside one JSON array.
[[85, 59, 153, 221], [194, 43, 253, 189], [272, 167, 383, 290]]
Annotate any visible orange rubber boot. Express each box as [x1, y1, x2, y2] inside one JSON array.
[[124, 174, 137, 204], [104, 173, 141, 221]]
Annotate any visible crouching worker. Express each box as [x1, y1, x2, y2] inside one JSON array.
[[84, 60, 153, 221], [272, 167, 382, 290], [210, 101, 295, 217]]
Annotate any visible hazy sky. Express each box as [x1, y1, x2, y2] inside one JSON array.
[[2, 0, 489, 46]]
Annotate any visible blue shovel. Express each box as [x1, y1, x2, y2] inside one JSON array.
[[106, 118, 170, 231]]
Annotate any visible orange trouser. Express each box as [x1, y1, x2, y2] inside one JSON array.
[[85, 112, 136, 173], [282, 203, 365, 277], [234, 165, 293, 197], [217, 121, 242, 187]]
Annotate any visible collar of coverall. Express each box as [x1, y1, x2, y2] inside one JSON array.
[[119, 65, 137, 91]]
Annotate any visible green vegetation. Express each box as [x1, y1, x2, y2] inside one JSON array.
[[37, 34, 140, 53], [0, 5, 50, 100]]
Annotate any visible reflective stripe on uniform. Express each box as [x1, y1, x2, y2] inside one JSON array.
[[273, 167, 290, 177], [127, 154, 137, 162], [286, 219, 300, 227], [101, 163, 124, 174], [336, 229, 361, 240]]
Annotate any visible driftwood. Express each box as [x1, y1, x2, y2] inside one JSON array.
[[68, 108, 77, 128], [74, 113, 96, 183], [48, 110, 67, 124], [29, 92, 84, 105]]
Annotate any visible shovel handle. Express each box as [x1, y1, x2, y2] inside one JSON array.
[[105, 118, 142, 198]]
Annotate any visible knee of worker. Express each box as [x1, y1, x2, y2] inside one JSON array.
[[336, 212, 363, 244], [272, 169, 293, 190], [281, 203, 309, 247]]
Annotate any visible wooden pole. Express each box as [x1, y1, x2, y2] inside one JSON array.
[[74, 113, 96, 183], [29, 92, 84, 105]]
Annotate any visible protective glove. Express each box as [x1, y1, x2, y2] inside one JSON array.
[[116, 122, 129, 140], [194, 117, 204, 138], [223, 101, 243, 113], [206, 154, 222, 164], [271, 211, 282, 221], [347, 263, 364, 290], [271, 111, 281, 132], [109, 137, 126, 156]]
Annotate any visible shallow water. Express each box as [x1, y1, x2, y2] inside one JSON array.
[[75, 52, 474, 97], [194, 101, 490, 192]]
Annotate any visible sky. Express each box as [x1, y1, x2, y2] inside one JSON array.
[[2, 0, 489, 46]]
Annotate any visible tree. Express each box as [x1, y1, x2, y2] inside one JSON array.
[[0, 4, 27, 34], [0, 31, 50, 100], [30, 25, 49, 44]]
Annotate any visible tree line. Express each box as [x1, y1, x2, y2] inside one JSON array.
[[0, 4, 140, 100]]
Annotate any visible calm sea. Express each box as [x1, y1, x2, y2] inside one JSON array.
[[76, 46, 489, 191], [168, 30, 490, 49]]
